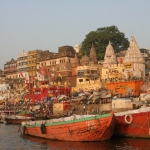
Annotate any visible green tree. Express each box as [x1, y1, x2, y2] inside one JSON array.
[[56, 74, 62, 82], [80, 26, 129, 60]]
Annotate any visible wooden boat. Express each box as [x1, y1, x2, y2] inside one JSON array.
[[114, 107, 150, 138], [5, 115, 33, 125], [0, 110, 19, 123], [20, 111, 115, 141], [34, 115, 48, 120]]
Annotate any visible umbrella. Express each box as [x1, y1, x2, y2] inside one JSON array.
[[84, 92, 91, 96], [104, 94, 112, 98], [58, 95, 68, 100], [88, 94, 94, 100], [78, 93, 85, 97]]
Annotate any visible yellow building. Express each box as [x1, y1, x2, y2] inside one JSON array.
[[101, 64, 125, 82], [26, 50, 42, 78], [72, 65, 101, 92]]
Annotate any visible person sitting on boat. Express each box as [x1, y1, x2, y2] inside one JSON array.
[[33, 110, 37, 118], [46, 110, 53, 118]]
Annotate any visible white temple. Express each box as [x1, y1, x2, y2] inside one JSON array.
[[103, 41, 117, 68], [123, 36, 145, 79]]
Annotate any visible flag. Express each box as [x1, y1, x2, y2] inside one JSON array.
[[39, 70, 45, 76], [37, 72, 45, 81], [20, 72, 24, 77], [38, 67, 48, 77]]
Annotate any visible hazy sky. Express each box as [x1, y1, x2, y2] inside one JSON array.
[[0, 0, 150, 69]]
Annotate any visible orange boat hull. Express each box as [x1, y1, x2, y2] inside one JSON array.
[[115, 110, 150, 138], [21, 111, 115, 141]]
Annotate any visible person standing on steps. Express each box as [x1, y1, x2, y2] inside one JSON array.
[[83, 105, 86, 112]]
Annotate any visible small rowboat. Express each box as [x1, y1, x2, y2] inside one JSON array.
[[5, 115, 33, 125]]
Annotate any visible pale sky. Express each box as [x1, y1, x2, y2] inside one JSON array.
[[0, 0, 150, 69]]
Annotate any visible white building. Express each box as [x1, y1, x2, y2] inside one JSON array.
[[112, 98, 133, 110], [123, 36, 145, 79], [74, 44, 81, 53]]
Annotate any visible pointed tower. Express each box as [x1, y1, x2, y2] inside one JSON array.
[[123, 36, 145, 79], [90, 43, 98, 64], [103, 41, 117, 68], [74, 52, 79, 67]]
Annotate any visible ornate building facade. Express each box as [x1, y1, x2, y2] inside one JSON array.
[[17, 50, 28, 79], [73, 43, 101, 91], [102, 36, 146, 83], [123, 36, 145, 79], [37, 46, 81, 87], [4, 58, 17, 79]]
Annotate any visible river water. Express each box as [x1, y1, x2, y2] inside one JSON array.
[[0, 124, 150, 150]]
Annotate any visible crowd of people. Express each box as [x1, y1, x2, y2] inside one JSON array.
[[0, 99, 54, 119]]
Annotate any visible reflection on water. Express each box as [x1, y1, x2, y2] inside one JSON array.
[[24, 136, 114, 150], [0, 124, 150, 150]]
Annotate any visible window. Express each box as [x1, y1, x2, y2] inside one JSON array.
[[91, 70, 97, 74], [79, 79, 83, 82], [87, 69, 90, 73]]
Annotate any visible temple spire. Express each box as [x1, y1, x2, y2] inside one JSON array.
[[90, 43, 98, 64], [74, 52, 79, 66], [124, 36, 145, 79], [103, 41, 117, 67], [124, 36, 144, 64]]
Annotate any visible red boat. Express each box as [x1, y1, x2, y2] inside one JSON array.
[[114, 107, 150, 138], [20, 111, 115, 141]]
